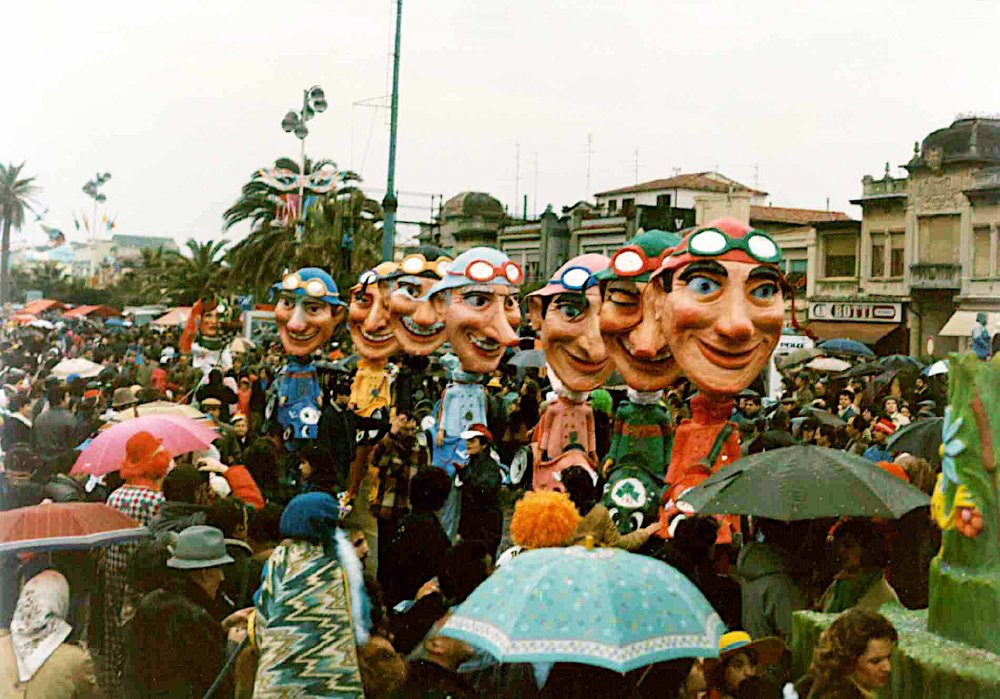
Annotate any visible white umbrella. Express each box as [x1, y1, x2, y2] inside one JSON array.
[[805, 356, 851, 373], [106, 400, 210, 424], [27, 319, 55, 330], [51, 358, 103, 380], [925, 360, 948, 377]]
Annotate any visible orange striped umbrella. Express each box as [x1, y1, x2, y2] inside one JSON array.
[[0, 502, 150, 553]]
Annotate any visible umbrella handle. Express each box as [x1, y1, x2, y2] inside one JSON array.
[[202, 635, 248, 699]]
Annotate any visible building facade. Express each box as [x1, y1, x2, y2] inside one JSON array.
[[843, 116, 1000, 356]]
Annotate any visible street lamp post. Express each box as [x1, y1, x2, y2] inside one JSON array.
[[382, 0, 403, 262], [82, 172, 111, 283], [281, 85, 328, 240]]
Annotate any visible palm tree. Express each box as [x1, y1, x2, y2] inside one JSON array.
[[223, 157, 382, 298], [164, 239, 229, 305], [0, 163, 42, 303]]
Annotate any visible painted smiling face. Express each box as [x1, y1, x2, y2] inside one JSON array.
[[528, 254, 613, 392], [596, 230, 682, 393], [389, 274, 446, 355], [349, 280, 399, 362], [275, 293, 341, 356], [200, 308, 220, 338], [434, 285, 521, 374], [655, 220, 785, 400]]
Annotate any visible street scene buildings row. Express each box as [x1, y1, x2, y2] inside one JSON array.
[[418, 115, 1000, 357]]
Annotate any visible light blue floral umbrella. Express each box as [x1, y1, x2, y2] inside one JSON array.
[[440, 544, 724, 673]]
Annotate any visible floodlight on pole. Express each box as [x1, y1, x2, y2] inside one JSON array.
[[279, 85, 328, 240]]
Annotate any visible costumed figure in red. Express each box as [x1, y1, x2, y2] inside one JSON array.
[[521, 254, 612, 491], [652, 218, 786, 543], [179, 295, 234, 381]]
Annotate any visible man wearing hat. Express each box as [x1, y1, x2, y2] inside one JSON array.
[[703, 631, 784, 699], [863, 418, 895, 463], [166, 525, 234, 621], [457, 424, 502, 558]]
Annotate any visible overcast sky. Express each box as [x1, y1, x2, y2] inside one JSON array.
[[5, 0, 999, 250]]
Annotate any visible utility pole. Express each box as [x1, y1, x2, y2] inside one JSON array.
[[382, 0, 403, 261], [634, 147, 639, 185]]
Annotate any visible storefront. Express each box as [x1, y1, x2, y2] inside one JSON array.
[[805, 301, 909, 355]]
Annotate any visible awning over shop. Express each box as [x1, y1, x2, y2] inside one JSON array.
[[151, 307, 192, 326], [805, 321, 898, 345], [939, 310, 1000, 337]]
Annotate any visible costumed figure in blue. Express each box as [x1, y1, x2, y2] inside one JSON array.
[[265, 268, 347, 493], [427, 247, 524, 538]]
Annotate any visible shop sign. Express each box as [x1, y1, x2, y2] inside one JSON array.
[[808, 301, 902, 323]]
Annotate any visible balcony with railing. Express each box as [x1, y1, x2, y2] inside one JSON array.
[[854, 175, 909, 203], [910, 263, 961, 289]]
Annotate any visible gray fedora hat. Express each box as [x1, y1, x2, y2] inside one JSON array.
[[166, 525, 234, 570]]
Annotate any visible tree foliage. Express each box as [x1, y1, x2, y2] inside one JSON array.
[[223, 156, 383, 299], [0, 162, 42, 303]]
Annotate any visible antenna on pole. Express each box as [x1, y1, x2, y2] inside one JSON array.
[[533, 152, 539, 219], [634, 147, 639, 185], [753, 164, 760, 190], [586, 133, 594, 197], [514, 143, 521, 218]]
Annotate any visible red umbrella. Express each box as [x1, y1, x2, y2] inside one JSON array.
[[71, 414, 217, 477], [0, 502, 150, 553]]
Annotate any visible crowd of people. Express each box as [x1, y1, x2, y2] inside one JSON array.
[[0, 228, 973, 699]]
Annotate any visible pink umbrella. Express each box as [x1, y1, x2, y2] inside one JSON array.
[[71, 415, 217, 477]]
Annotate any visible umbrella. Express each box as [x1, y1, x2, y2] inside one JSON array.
[[50, 357, 103, 380], [805, 356, 851, 373], [838, 362, 883, 379], [105, 317, 127, 327], [774, 347, 822, 371], [682, 445, 930, 521], [71, 415, 217, 477], [440, 545, 723, 673], [817, 338, 875, 357], [106, 400, 210, 424], [800, 408, 846, 428], [886, 417, 943, 462], [923, 360, 948, 377], [0, 502, 150, 553], [27, 319, 55, 330], [508, 349, 546, 369], [877, 354, 924, 372]]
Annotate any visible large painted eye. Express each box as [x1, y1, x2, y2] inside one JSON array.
[[299, 406, 320, 425], [687, 275, 721, 296], [553, 295, 587, 320], [629, 512, 645, 531], [750, 282, 779, 300], [462, 291, 492, 309], [608, 507, 621, 526], [391, 277, 423, 300]]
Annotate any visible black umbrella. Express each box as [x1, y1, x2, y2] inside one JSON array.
[[682, 446, 930, 521], [886, 417, 943, 462], [800, 408, 846, 428], [877, 355, 925, 372]]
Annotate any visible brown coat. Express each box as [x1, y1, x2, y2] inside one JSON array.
[[0, 633, 102, 699], [570, 503, 652, 551]]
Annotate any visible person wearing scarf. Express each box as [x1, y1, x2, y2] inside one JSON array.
[[0, 570, 100, 697], [251, 492, 371, 698]]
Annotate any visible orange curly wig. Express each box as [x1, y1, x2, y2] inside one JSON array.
[[509, 490, 582, 549]]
